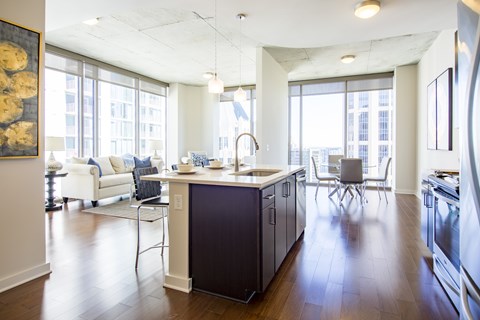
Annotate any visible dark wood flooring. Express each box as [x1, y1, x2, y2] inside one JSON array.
[[0, 186, 458, 319]]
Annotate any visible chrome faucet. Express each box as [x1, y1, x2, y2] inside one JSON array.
[[234, 133, 259, 172]]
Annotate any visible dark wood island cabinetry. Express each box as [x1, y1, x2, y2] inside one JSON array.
[[190, 173, 299, 302]]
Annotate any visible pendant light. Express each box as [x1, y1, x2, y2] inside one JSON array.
[[234, 14, 247, 102], [208, 0, 224, 93]]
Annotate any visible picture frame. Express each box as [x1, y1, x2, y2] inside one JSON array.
[[0, 18, 41, 159], [436, 68, 453, 150], [426, 68, 453, 151], [427, 79, 437, 150]]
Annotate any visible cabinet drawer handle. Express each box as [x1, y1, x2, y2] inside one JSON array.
[[264, 194, 275, 200]]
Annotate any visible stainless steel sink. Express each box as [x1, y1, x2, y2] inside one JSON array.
[[230, 169, 281, 177]]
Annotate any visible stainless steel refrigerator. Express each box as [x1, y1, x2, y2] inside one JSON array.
[[458, 1, 480, 318]]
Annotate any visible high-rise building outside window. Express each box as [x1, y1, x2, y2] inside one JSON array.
[[44, 49, 167, 161], [218, 89, 256, 164], [289, 75, 393, 185]]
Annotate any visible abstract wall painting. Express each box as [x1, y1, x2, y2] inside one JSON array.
[[0, 18, 40, 159]]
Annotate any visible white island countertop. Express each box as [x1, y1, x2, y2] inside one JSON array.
[[141, 164, 305, 189]]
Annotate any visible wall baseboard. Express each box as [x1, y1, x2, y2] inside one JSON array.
[[0, 263, 51, 293], [393, 188, 416, 195]]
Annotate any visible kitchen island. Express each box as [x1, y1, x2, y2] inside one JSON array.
[[141, 164, 305, 302]]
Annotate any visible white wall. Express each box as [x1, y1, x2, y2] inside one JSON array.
[[255, 48, 289, 165], [394, 65, 418, 194], [416, 29, 460, 195], [167, 84, 217, 165], [0, 0, 51, 293]]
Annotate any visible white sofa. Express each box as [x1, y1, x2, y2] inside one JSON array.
[[61, 155, 163, 207]]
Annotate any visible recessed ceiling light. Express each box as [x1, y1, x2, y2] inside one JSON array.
[[341, 55, 356, 64], [83, 18, 99, 26], [354, 0, 381, 19], [203, 72, 214, 79]]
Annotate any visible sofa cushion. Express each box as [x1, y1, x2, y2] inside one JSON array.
[[88, 158, 103, 177], [93, 156, 116, 176], [134, 156, 151, 168], [71, 156, 89, 164], [99, 173, 133, 189], [109, 155, 127, 173]]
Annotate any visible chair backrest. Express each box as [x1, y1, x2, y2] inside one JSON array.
[[328, 154, 344, 174], [378, 157, 392, 180], [132, 167, 162, 201], [311, 156, 320, 179], [340, 158, 363, 184]]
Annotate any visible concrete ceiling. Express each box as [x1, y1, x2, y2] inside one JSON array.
[[45, 0, 458, 87]]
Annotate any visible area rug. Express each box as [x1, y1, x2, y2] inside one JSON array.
[[81, 200, 166, 222]]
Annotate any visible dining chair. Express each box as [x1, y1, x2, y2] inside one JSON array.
[[132, 166, 169, 269], [363, 157, 392, 203], [339, 158, 364, 203], [311, 156, 339, 200]]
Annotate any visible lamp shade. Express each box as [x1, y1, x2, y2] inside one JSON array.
[[45, 136, 65, 152], [149, 139, 163, 151], [149, 139, 163, 159]]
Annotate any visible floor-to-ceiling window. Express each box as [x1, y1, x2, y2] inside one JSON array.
[[218, 88, 256, 164], [44, 47, 167, 160], [289, 74, 393, 185]]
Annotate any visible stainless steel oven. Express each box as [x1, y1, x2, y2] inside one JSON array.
[[432, 185, 460, 311]]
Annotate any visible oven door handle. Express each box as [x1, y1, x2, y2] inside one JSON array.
[[434, 255, 460, 296], [432, 189, 459, 207]]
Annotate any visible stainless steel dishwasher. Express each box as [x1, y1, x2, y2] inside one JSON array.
[[296, 170, 306, 239]]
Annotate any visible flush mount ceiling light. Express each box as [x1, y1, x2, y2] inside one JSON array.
[[341, 55, 356, 64], [354, 0, 381, 19], [234, 13, 247, 102], [82, 18, 99, 25], [203, 72, 214, 79], [208, 0, 224, 94]]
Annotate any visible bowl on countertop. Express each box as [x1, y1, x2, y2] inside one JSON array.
[[209, 160, 223, 167], [177, 163, 194, 172]]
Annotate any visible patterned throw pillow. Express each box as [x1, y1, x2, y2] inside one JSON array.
[[134, 156, 151, 168], [122, 153, 135, 172], [190, 152, 209, 167]]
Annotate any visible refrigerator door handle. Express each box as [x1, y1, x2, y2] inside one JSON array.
[[465, 16, 480, 219], [461, 267, 480, 320]]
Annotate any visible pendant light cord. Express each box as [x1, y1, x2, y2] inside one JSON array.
[[239, 16, 242, 87], [214, 0, 217, 78]]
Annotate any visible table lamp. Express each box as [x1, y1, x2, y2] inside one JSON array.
[[45, 136, 65, 173], [149, 139, 163, 160]]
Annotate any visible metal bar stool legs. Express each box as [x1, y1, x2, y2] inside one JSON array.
[[135, 204, 168, 269]]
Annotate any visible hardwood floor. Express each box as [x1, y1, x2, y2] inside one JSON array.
[[0, 186, 458, 320]]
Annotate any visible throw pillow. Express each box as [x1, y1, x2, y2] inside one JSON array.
[[134, 156, 151, 168], [93, 157, 116, 176], [190, 152, 209, 167], [122, 153, 135, 172], [109, 155, 126, 173], [88, 158, 103, 177], [70, 156, 89, 164]]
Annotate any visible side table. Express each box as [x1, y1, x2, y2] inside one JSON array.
[[45, 172, 68, 211]]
